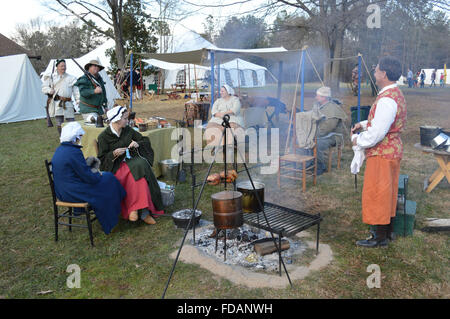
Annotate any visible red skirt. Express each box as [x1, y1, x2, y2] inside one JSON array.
[[115, 162, 164, 220]]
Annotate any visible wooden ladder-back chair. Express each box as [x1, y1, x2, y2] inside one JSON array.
[[44, 160, 97, 247], [278, 116, 319, 192]]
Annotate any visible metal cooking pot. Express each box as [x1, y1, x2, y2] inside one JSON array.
[[159, 159, 180, 181], [430, 133, 448, 149], [236, 181, 265, 213], [420, 126, 441, 147], [211, 191, 243, 229], [172, 209, 201, 229]]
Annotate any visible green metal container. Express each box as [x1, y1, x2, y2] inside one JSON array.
[[393, 200, 416, 236], [350, 106, 371, 126]]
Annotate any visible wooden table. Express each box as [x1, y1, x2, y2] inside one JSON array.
[[414, 143, 450, 193], [66, 121, 180, 177]]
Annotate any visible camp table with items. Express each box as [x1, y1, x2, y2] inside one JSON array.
[[414, 143, 450, 193]]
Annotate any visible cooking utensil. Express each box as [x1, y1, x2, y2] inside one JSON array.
[[159, 159, 180, 181], [211, 191, 243, 229], [236, 181, 265, 213], [172, 209, 201, 229], [420, 126, 441, 147], [430, 133, 448, 149]]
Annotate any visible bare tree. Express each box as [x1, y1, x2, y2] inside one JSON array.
[[45, 0, 127, 69]]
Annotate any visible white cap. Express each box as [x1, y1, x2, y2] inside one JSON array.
[[107, 106, 127, 123], [316, 86, 331, 98], [60, 122, 85, 143]]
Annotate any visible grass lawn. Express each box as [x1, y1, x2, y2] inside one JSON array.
[[0, 85, 449, 299]]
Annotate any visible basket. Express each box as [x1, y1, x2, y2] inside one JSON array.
[[420, 126, 441, 147]]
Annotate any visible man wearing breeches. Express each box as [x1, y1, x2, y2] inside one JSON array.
[[41, 59, 78, 136]]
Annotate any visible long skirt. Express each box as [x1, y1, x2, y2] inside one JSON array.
[[362, 156, 400, 225], [115, 162, 164, 220]]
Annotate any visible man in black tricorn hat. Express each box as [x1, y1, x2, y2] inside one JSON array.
[[74, 59, 108, 122], [42, 59, 78, 135]]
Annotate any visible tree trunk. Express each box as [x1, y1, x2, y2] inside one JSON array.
[[109, 0, 126, 70], [330, 30, 344, 93]]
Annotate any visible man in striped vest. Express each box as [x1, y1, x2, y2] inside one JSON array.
[[351, 56, 407, 248]]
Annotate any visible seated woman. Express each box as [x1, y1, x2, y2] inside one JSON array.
[[205, 84, 244, 146], [97, 106, 164, 225], [51, 122, 126, 234]]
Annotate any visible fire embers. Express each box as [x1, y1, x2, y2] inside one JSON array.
[[194, 225, 306, 272]]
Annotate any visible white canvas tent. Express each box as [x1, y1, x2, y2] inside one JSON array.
[[0, 54, 47, 123], [217, 58, 270, 88], [41, 54, 120, 109]]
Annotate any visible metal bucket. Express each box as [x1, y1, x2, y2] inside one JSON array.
[[159, 159, 180, 181], [237, 181, 265, 213], [211, 191, 243, 229]]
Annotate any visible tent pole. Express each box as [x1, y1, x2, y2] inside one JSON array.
[[218, 59, 221, 98], [210, 51, 215, 110], [357, 53, 362, 122], [188, 64, 191, 94], [237, 59, 241, 97], [130, 51, 133, 110], [194, 64, 198, 99], [139, 58, 143, 99], [277, 61, 283, 100]]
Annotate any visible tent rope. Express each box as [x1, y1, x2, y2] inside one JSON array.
[[284, 50, 304, 155]]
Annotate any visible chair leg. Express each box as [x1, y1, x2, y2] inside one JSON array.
[[277, 159, 281, 187], [313, 156, 317, 186], [302, 161, 306, 192], [328, 149, 332, 172], [54, 206, 59, 242], [337, 147, 342, 169], [68, 208, 73, 232], [85, 208, 94, 247]]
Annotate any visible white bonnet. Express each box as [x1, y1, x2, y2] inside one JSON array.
[[107, 106, 127, 123], [222, 84, 235, 96], [60, 122, 85, 143]]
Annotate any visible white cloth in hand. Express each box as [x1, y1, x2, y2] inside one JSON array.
[[351, 134, 365, 175]]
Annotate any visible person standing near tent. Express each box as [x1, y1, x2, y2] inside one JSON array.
[[407, 69, 413, 88], [430, 69, 437, 87], [351, 56, 407, 248], [41, 59, 78, 135], [420, 70, 425, 88], [74, 60, 107, 122]]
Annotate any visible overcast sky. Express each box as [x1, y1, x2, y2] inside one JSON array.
[[0, 0, 274, 40]]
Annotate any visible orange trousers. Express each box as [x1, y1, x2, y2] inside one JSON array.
[[362, 156, 401, 225]]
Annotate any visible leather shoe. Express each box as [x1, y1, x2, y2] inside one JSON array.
[[143, 215, 156, 225], [129, 210, 138, 222], [356, 238, 389, 248]]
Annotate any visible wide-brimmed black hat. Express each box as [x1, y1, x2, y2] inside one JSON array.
[[84, 59, 105, 71]]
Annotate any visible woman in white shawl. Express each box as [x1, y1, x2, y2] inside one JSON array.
[[205, 84, 244, 146]]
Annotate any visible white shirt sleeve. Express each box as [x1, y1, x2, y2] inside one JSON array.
[[356, 97, 398, 149]]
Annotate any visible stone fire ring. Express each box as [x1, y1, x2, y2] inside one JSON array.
[[170, 226, 333, 289]]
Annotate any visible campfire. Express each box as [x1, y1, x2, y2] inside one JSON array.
[[192, 224, 307, 273]]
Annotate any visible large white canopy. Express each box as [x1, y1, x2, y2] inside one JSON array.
[[0, 54, 46, 123]]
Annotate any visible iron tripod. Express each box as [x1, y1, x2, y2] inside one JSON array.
[[161, 115, 292, 299]]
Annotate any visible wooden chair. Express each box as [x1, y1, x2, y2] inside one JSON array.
[[278, 135, 318, 192], [44, 160, 97, 247], [323, 133, 344, 173]]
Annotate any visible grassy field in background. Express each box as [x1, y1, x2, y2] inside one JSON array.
[[0, 86, 449, 299]]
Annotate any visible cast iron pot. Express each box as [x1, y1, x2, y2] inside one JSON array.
[[236, 181, 265, 213], [420, 126, 441, 147], [172, 209, 201, 229]]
